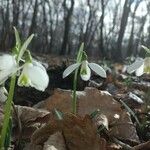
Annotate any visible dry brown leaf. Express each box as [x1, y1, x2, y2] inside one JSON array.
[[31, 113, 107, 150], [12, 105, 52, 141], [133, 141, 150, 150], [31, 118, 59, 145], [13, 105, 51, 126], [110, 111, 139, 144], [60, 114, 102, 150], [35, 87, 139, 143], [43, 132, 66, 150]]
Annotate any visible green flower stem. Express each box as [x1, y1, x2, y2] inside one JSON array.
[[72, 68, 79, 115], [0, 74, 16, 149]]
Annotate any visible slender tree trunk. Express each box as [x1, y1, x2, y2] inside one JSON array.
[[115, 0, 133, 61], [60, 0, 74, 55], [99, 0, 105, 57], [127, 0, 141, 56], [134, 14, 148, 56], [28, 0, 38, 36]]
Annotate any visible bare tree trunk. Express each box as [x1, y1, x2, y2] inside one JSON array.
[[99, 0, 105, 57], [127, 0, 142, 57], [60, 0, 74, 55], [134, 15, 148, 56], [12, 0, 20, 27], [0, 0, 10, 51], [28, 0, 38, 36], [42, 1, 48, 53], [115, 0, 133, 61]]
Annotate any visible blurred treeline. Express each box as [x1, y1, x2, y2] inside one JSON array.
[[0, 0, 150, 61]]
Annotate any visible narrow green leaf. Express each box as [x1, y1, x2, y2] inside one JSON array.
[[13, 27, 21, 49], [90, 109, 101, 119], [17, 34, 34, 62], [54, 109, 63, 120], [77, 43, 84, 63], [120, 100, 141, 126], [4, 118, 12, 149], [142, 45, 150, 55]]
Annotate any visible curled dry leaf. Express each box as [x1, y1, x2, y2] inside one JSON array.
[[133, 141, 150, 150], [13, 105, 52, 140], [13, 105, 51, 126], [110, 111, 139, 145]]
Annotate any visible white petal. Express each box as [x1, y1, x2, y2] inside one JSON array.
[[144, 57, 150, 74], [0, 54, 17, 71], [0, 87, 8, 102], [0, 70, 10, 84], [32, 59, 46, 71], [80, 65, 91, 81], [88, 63, 106, 78], [0, 55, 17, 84], [63, 63, 81, 78], [135, 63, 144, 76], [127, 58, 144, 74], [18, 63, 49, 91]]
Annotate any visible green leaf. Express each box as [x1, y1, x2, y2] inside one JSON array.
[[24, 50, 32, 63], [4, 118, 12, 149], [77, 43, 84, 63], [17, 34, 34, 62], [120, 100, 141, 126], [54, 109, 63, 120], [14, 27, 21, 49], [90, 109, 101, 119], [142, 45, 150, 55]]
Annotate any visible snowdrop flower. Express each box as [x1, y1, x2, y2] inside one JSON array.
[[0, 54, 17, 84], [18, 60, 49, 91], [127, 57, 150, 76], [63, 60, 106, 81]]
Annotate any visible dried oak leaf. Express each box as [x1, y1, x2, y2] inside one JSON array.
[[109, 111, 139, 145], [13, 105, 51, 126], [36, 87, 139, 143], [13, 105, 52, 140], [43, 132, 66, 150], [31, 113, 107, 150], [60, 114, 102, 150], [133, 141, 150, 150]]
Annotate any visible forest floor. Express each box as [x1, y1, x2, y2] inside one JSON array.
[[0, 55, 150, 150]]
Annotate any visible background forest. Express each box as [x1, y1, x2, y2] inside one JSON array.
[[0, 0, 150, 61]]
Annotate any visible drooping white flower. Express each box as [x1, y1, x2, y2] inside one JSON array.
[[63, 60, 106, 81], [18, 60, 49, 91], [80, 60, 91, 81], [0, 54, 17, 84], [127, 57, 150, 76]]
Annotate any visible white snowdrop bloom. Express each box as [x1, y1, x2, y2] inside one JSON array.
[[63, 60, 106, 81], [0, 54, 17, 84], [80, 60, 91, 81], [135, 62, 144, 76], [127, 57, 150, 76], [18, 61, 49, 91]]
